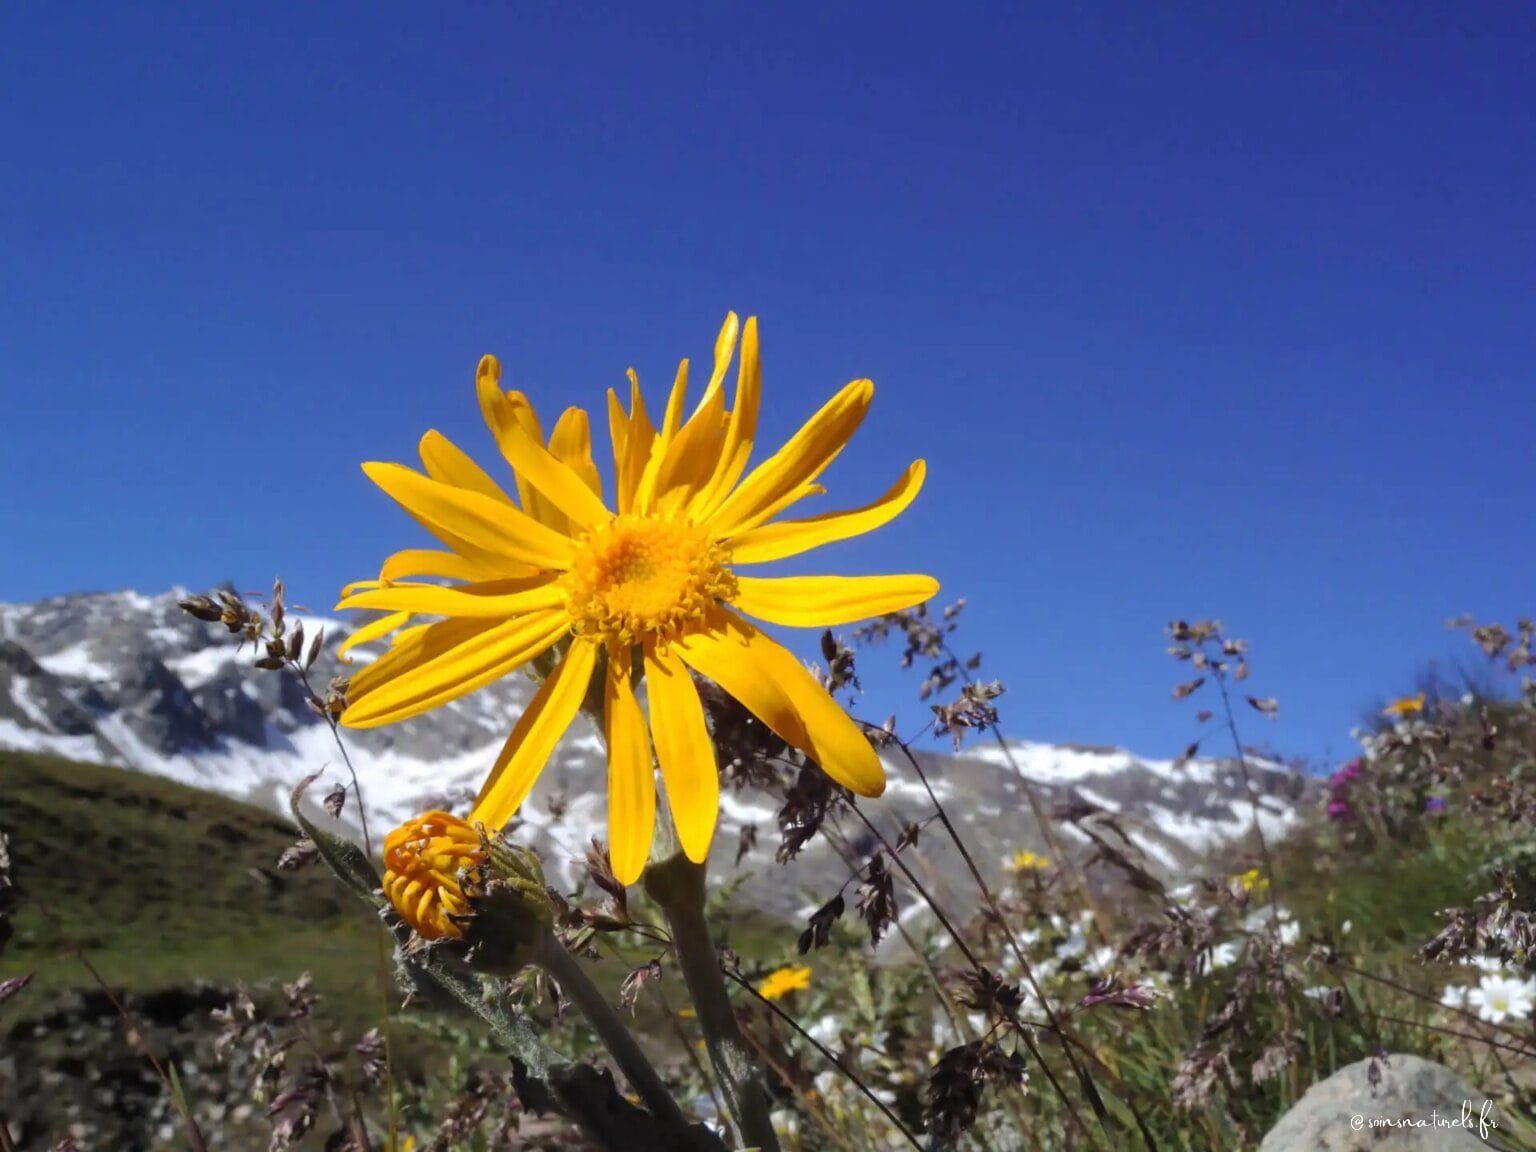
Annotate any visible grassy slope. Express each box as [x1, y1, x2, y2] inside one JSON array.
[[0, 748, 382, 1019]]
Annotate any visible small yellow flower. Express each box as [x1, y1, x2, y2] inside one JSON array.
[[382, 811, 485, 940], [339, 314, 938, 884], [1008, 850, 1050, 873], [1382, 693, 1426, 718], [1234, 868, 1269, 895], [758, 964, 813, 1001]]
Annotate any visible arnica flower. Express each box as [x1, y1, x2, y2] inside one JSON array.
[[382, 811, 485, 940], [1382, 693, 1426, 718], [758, 964, 812, 1001], [1008, 850, 1050, 873], [339, 314, 938, 884], [1234, 868, 1269, 895]]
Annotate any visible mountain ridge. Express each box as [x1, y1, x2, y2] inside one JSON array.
[[0, 588, 1311, 915]]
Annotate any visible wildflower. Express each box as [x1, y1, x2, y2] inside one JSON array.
[[382, 811, 485, 940], [1233, 868, 1269, 896], [1206, 942, 1239, 970], [1055, 921, 1089, 960], [1382, 693, 1426, 718], [1441, 984, 1471, 1011], [1007, 850, 1050, 873], [338, 314, 937, 884], [1329, 758, 1364, 785], [1468, 975, 1536, 1024], [758, 964, 812, 1001], [1425, 795, 1448, 814], [1084, 946, 1118, 976]]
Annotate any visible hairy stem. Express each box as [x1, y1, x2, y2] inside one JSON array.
[[1213, 666, 1282, 910], [645, 852, 781, 1152], [533, 932, 690, 1133], [729, 969, 924, 1151]]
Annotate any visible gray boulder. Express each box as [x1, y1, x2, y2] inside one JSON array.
[[1260, 1053, 1501, 1151]]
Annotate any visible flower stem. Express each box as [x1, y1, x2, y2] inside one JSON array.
[[645, 852, 782, 1152], [533, 931, 691, 1134]]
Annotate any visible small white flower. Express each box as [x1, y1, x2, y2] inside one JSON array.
[[1085, 947, 1118, 976], [807, 1014, 841, 1045], [1469, 975, 1536, 1024], [1056, 924, 1089, 960], [1469, 955, 1506, 975], [1303, 986, 1334, 1001], [1441, 985, 1471, 1010], [1207, 942, 1239, 970], [1280, 919, 1301, 946], [1340, 920, 1353, 936]]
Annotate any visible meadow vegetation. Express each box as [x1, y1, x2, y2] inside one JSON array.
[[5, 608, 1536, 1150]]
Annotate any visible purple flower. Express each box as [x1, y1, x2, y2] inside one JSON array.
[[1327, 800, 1354, 823], [1328, 758, 1363, 788], [1425, 796, 1448, 814]]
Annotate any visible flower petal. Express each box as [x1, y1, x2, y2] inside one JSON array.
[[378, 548, 527, 584], [648, 314, 739, 511], [674, 609, 885, 797], [418, 430, 515, 505], [644, 645, 718, 864], [660, 357, 689, 442], [337, 611, 412, 662], [470, 637, 598, 828], [549, 407, 604, 500], [731, 574, 939, 628], [725, 461, 926, 564], [706, 377, 873, 537], [342, 610, 570, 728], [614, 371, 657, 516], [491, 411, 613, 530], [363, 462, 576, 570], [690, 315, 759, 518], [605, 658, 657, 885], [475, 356, 561, 524], [336, 577, 565, 619]]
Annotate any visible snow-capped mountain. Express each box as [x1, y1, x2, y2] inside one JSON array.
[[0, 589, 1310, 916]]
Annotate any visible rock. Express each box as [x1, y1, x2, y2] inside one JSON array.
[[1260, 1053, 1501, 1151], [0, 642, 99, 737]]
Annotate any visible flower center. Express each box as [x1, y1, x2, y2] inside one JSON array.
[[382, 812, 485, 940], [564, 515, 735, 646]]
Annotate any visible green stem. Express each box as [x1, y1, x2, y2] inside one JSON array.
[[533, 932, 691, 1134], [646, 852, 782, 1152]]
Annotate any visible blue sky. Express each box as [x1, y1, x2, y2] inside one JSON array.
[[3, 4, 1533, 769]]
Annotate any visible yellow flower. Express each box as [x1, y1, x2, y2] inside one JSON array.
[[1382, 693, 1426, 718], [1234, 868, 1269, 895], [1008, 850, 1050, 872], [758, 964, 812, 1000], [339, 314, 937, 884], [382, 811, 484, 940]]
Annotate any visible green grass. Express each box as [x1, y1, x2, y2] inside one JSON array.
[[0, 748, 384, 1024]]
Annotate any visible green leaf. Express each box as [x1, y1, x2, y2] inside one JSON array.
[[289, 772, 384, 906]]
